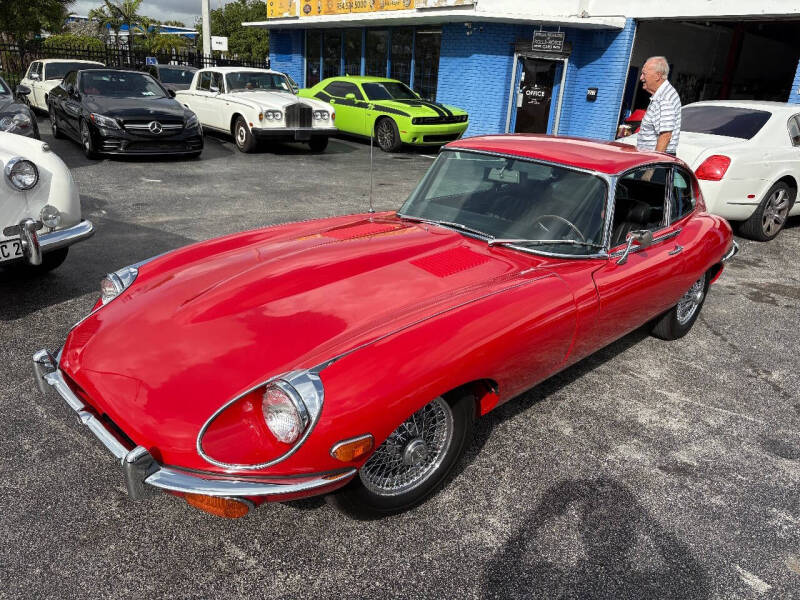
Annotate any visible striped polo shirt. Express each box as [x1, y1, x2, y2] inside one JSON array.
[[637, 80, 681, 154]]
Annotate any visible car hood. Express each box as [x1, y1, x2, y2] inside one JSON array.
[[675, 131, 748, 167], [60, 213, 549, 455], [225, 90, 329, 111], [83, 96, 187, 121], [377, 98, 466, 118], [0, 96, 27, 114]]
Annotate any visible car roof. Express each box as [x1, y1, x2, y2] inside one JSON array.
[[323, 76, 397, 84], [684, 100, 800, 115], [197, 67, 280, 74], [157, 64, 197, 70], [447, 135, 683, 176], [38, 59, 104, 65]]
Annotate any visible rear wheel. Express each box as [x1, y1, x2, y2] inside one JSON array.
[[233, 116, 255, 153], [651, 272, 708, 340], [326, 392, 474, 519], [375, 117, 401, 152], [739, 181, 794, 241]]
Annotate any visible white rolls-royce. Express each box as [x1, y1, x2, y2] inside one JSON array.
[[176, 67, 336, 153], [20, 59, 105, 112], [0, 132, 93, 272]]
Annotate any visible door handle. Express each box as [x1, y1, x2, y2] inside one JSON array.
[[668, 245, 683, 256]]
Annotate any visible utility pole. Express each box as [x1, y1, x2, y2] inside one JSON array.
[[201, 0, 211, 59]]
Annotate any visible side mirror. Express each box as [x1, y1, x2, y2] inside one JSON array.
[[167, 89, 176, 98], [617, 229, 653, 265], [345, 93, 356, 100], [15, 85, 31, 96]]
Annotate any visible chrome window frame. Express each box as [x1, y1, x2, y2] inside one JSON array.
[[788, 114, 800, 148]]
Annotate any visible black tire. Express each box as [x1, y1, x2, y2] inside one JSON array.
[[326, 392, 474, 519], [651, 272, 709, 340], [49, 105, 64, 139], [233, 116, 255, 153], [187, 151, 202, 159], [375, 117, 402, 153], [80, 119, 97, 159], [739, 181, 795, 241], [308, 136, 328, 153]]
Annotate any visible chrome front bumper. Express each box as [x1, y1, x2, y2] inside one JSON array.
[[32, 349, 355, 501], [722, 240, 739, 263], [2, 219, 94, 266]]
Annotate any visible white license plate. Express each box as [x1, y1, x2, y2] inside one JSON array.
[[0, 237, 23, 263]]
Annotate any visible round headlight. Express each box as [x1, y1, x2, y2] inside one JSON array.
[[262, 382, 309, 444], [265, 112, 274, 121], [4, 157, 39, 191], [40, 205, 61, 229]]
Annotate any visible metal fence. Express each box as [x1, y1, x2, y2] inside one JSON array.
[[0, 42, 269, 88]]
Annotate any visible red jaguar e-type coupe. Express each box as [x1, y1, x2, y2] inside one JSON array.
[[34, 135, 737, 519]]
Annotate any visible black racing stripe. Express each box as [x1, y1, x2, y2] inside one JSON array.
[[394, 99, 452, 117], [370, 103, 410, 118]]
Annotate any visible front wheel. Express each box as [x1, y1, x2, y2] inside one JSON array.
[[308, 136, 328, 153], [233, 116, 255, 153], [651, 272, 708, 340], [375, 117, 401, 152], [49, 106, 64, 139], [80, 119, 97, 159], [326, 392, 474, 519], [739, 181, 794, 241]]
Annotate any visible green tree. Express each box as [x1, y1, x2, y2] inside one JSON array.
[[196, 0, 269, 62], [88, 4, 121, 50], [0, 0, 73, 42], [103, 0, 143, 62], [43, 33, 105, 50], [162, 20, 186, 28]]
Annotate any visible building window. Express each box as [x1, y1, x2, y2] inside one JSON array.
[[390, 27, 413, 85], [365, 30, 388, 77], [414, 28, 441, 100], [344, 29, 362, 76], [306, 30, 322, 87], [323, 31, 342, 79]]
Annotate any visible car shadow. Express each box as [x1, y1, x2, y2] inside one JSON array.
[[201, 130, 357, 155], [0, 214, 196, 321], [481, 477, 710, 599], [332, 132, 444, 156]]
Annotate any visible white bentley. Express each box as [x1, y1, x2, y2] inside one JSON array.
[[0, 132, 94, 272], [622, 101, 800, 241], [176, 67, 336, 153], [19, 59, 105, 112]]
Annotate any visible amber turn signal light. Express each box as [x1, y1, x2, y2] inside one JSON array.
[[330, 434, 374, 462], [184, 493, 251, 518]]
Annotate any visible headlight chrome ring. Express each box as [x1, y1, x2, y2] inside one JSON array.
[[4, 157, 39, 190]]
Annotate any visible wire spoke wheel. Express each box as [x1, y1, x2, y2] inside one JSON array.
[[676, 274, 706, 325], [360, 397, 454, 497]]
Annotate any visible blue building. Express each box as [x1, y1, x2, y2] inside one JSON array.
[[245, 1, 800, 141]]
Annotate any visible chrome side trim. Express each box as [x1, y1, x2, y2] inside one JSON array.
[[722, 240, 739, 263], [32, 349, 357, 499]]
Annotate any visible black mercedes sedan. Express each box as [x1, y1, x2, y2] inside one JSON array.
[[0, 76, 39, 139], [47, 69, 203, 159]]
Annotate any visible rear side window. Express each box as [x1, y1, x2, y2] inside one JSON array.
[[670, 169, 696, 223], [682, 106, 771, 140], [789, 116, 800, 147], [324, 81, 363, 99]]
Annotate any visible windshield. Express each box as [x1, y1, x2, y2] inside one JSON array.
[[46, 62, 101, 80], [80, 71, 167, 98], [225, 71, 292, 93], [682, 106, 771, 139], [399, 151, 608, 255], [158, 67, 196, 84], [362, 81, 417, 101]]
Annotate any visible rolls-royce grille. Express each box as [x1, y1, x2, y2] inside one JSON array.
[[285, 103, 312, 128]]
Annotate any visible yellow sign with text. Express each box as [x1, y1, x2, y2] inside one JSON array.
[[266, 0, 297, 18], [278, 0, 414, 18]]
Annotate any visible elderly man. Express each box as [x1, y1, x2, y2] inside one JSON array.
[[637, 56, 681, 155]]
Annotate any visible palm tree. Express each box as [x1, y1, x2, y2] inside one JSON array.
[[104, 0, 144, 64], [88, 5, 121, 50]]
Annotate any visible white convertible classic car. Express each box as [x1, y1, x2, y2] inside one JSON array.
[[176, 67, 337, 153], [623, 101, 800, 241], [19, 59, 105, 112], [0, 132, 93, 271]]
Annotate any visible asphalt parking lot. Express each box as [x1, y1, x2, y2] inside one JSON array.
[[1, 118, 799, 599]]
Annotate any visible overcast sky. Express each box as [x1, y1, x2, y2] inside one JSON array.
[[71, 0, 238, 27]]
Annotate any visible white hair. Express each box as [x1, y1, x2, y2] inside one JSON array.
[[645, 56, 670, 78]]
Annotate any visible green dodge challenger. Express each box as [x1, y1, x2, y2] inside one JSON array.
[[299, 76, 469, 152]]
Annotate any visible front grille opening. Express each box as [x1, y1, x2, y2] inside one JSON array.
[[285, 103, 312, 128]]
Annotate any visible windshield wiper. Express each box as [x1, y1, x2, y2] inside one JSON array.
[[488, 238, 603, 249], [398, 215, 490, 238]]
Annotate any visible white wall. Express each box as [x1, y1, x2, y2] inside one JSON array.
[[588, 0, 800, 19]]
